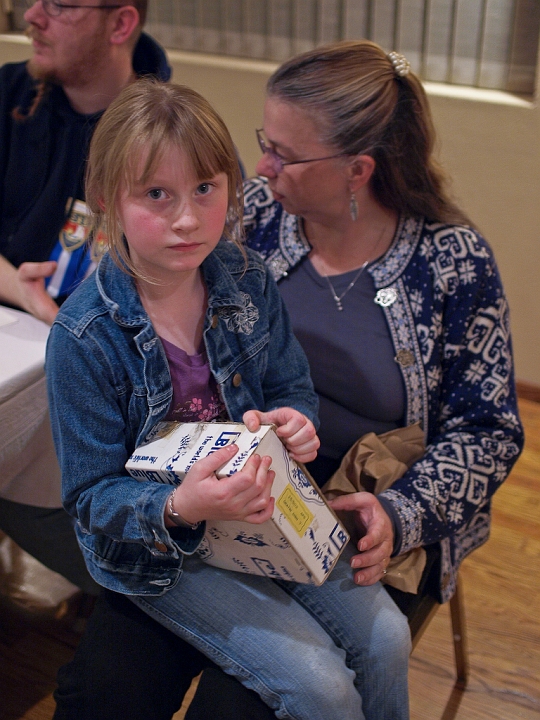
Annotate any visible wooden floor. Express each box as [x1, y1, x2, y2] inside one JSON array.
[[408, 404, 540, 717], [1, 398, 539, 720]]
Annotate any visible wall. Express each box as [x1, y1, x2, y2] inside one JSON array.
[[1, 34, 539, 386], [427, 89, 540, 389]]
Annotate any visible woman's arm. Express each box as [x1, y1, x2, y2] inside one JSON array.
[[380, 231, 524, 554]]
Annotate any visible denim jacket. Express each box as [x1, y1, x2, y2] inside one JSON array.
[[244, 176, 524, 603], [46, 240, 318, 595]]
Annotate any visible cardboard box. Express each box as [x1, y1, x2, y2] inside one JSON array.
[[126, 422, 349, 585]]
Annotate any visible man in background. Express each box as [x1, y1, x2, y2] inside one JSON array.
[[0, 0, 169, 595], [0, 0, 169, 325]]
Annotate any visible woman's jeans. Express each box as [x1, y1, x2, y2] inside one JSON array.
[[131, 545, 411, 720]]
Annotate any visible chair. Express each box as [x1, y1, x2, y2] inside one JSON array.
[[385, 545, 469, 688]]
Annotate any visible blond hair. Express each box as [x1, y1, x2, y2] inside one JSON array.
[[86, 79, 244, 277], [267, 40, 471, 226]]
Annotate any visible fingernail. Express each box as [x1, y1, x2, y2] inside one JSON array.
[[355, 574, 364, 585], [351, 558, 361, 569]]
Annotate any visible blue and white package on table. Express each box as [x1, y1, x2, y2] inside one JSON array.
[[126, 422, 350, 585]]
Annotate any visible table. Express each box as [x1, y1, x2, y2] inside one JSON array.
[[0, 305, 61, 507]]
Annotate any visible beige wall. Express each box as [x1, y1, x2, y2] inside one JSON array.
[[427, 92, 540, 388], [167, 51, 540, 387], [2, 34, 539, 385]]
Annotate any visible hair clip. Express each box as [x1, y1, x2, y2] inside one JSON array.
[[387, 51, 411, 78]]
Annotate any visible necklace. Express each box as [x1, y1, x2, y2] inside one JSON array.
[[325, 261, 368, 311], [322, 221, 390, 311]]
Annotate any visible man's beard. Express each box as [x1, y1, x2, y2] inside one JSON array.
[[25, 25, 106, 88], [25, 27, 61, 84], [27, 57, 61, 85]]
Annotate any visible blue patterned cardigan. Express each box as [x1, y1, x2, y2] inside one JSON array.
[[243, 176, 524, 603]]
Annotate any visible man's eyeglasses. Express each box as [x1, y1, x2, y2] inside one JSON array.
[[256, 129, 345, 174], [26, 0, 123, 16]]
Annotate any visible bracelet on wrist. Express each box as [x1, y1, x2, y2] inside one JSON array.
[[167, 487, 200, 529]]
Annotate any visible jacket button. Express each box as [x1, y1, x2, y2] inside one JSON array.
[[211, 314, 219, 329], [232, 373, 242, 387], [154, 540, 168, 553], [394, 349, 415, 368]]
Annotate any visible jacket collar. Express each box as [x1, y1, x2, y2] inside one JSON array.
[[273, 211, 423, 288], [253, 174, 423, 287], [95, 241, 249, 328]]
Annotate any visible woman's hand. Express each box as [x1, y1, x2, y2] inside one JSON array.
[[243, 408, 320, 463], [169, 443, 275, 527], [328, 492, 394, 585]]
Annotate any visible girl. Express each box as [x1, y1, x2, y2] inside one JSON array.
[[46, 80, 409, 720]]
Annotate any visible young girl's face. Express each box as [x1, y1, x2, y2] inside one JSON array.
[[117, 145, 229, 282]]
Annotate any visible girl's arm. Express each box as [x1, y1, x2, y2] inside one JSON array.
[[46, 322, 176, 545], [47, 323, 276, 544]]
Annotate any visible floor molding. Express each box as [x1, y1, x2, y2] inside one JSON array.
[[516, 380, 540, 403]]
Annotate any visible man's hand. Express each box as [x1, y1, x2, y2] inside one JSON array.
[[17, 261, 59, 325], [0, 255, 59, 325]]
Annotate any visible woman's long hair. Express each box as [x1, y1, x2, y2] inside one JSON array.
[[267, 40, 471, 226]]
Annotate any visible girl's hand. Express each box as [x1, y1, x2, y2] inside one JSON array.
[[328, 492, 394, 585], [243, 408, 320, 463], [170, 443, 275, 526]]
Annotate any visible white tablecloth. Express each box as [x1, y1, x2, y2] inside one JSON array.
[[0, 306, 62, 507]]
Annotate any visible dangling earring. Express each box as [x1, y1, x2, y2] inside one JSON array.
[[349, 191, 359, 222]]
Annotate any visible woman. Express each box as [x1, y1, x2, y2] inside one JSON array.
[[243, 38, 524, 598], [52, 40, 523, 720]]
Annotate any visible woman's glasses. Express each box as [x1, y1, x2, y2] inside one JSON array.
[[26, 0, 122, 17], [256, 129, 345, 173]]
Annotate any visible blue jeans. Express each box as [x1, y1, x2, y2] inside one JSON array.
[[131, 546, 410, 720]]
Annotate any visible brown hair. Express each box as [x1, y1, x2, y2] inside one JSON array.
[[86, 79, 244, 277], [120, 0, 147, 27], [113, 0, 147, 47], [99, 0, 147, 25], [267, 40, 471, 226]]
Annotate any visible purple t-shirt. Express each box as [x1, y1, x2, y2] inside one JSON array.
[[160, 337, 227, 423]]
